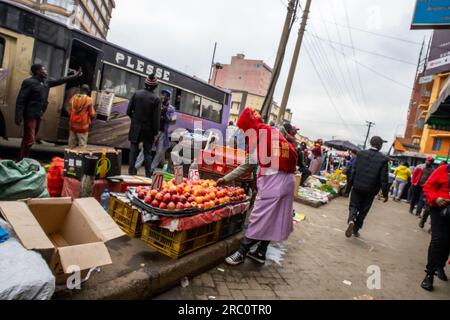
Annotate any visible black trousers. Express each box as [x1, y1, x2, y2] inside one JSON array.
[[409, 185, 423, 213], [129, 138, 154, 177], [426, 208, 450, 275], [348, 189, 375, 232], [299, 167, 311, 186], [238, 237, 270, 256]]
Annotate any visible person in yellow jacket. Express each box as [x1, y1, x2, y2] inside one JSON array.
[[68, 85, 95, 149], [393, 162, 411, 201]]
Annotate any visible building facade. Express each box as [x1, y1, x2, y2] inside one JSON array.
[[228, 90, 292, 125], [210, 54, 272, 96], [395, 30, 450, 161], [14, 0, 115, 39]]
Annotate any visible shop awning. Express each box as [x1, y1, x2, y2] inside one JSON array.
[[426, 77, 450, 127]]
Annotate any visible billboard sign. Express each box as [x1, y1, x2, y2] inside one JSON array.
[[419, 75, 434, 84], [411, 0, 450, 29], [425, 29, 450, 75]]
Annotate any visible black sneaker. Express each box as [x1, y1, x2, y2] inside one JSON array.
[[353, 230, 361, 238], [419, 219, 425, 229], [345, 222, 354, 238], [247, 251, 266, 264], [436, 268, 448, 282], [421, 274, 434, 291], [225, 251, 245, 266]]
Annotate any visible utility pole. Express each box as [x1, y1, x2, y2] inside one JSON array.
[[278, 0, 312, 125], [208, 42, 217, 83], [261, 0, 298, 122], [363, 121, 375, 150]]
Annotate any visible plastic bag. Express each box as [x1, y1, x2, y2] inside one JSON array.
[[0, 158, 49, 200], [0, 219, 55, 300]]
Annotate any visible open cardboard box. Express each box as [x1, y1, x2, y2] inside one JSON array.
[[0, 197, 126, 284]]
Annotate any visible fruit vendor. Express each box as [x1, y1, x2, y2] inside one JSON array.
[[222, 107, 298, 266]]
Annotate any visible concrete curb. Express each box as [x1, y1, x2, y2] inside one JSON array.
[[53, 232, 244, 300]]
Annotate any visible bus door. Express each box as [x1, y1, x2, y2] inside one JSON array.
[[57, 39, 102, 142]]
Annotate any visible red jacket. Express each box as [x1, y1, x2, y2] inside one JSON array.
[[411, 166, 423, 186], [423, 165, 450, 208]]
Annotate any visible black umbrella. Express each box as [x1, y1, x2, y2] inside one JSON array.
[[325, 140, 361, 153]]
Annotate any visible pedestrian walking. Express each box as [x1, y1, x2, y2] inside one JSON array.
[[222, 108, 298, 265], [68, 85, 96, 148], [393, 162, 411, 201], [297, 142, 311, 186], [409, 157, 434, 216], [309, 139, 323, 175], [149, 89, 176, 175], [345, 136, 389, 238], [127, 74, 161, 177], [15, 64, 82, 160], [420, 164, 450, 291]]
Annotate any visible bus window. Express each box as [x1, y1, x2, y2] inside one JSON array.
[[179, 91, 201, 117], [0, 38, 4, 67], [201, 98, 223, 123], [101, 64, 140, 99], [33, 41, 65, 79]]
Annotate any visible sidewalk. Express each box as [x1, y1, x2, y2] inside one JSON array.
[[155, 198, 450, 300], [53, 232, 243, 300]]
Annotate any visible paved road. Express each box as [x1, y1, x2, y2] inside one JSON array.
[[155, 197, 450, 300]]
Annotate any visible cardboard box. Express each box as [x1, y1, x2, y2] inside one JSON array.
[[0, 198, 126, 284], [64, 147, 122, 181]]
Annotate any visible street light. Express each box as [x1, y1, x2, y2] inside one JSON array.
[[213, 63, 223, 86]]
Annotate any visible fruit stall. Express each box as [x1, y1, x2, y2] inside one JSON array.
[[109, 178, 250, 259], [295, 170, 347, 208]]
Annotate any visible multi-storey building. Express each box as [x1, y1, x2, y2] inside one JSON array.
[[210, 53, 273, 96], [14, 0, 115, 39]]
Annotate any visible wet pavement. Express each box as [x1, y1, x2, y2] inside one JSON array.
[[154, 197, 450, 300]]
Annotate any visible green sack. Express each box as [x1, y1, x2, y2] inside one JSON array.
[[0, 158, 49, 200]]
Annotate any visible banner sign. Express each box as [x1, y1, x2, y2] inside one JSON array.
[[411, 0, 450, 29]]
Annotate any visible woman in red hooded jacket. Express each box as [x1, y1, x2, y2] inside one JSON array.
[[421, 164, 450, 291], [222, 108, 298, 265]]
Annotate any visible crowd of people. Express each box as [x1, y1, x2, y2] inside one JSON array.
[[13, 63, 449, 294]]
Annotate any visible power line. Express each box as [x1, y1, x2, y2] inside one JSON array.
[[305, 35, 365, 128], [311, 33, 414, 90], [309, 7, 366, 124], [304, 42, 357, 137], [304, 35, 367, 135], [342, 0, 372, 120], [328, 0, 362, 117], [322, 19, 429, 47], [308, 33, 417, 66]]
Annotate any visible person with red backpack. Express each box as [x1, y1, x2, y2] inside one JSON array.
[[68, 84, 95, 148]]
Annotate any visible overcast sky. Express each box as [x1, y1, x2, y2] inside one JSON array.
[[108, 0, 430, 149]]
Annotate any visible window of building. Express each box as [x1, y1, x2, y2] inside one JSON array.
[[100, 3, 108, 16], [418, 118, 425, 130], [0, 37, 4, 67], [33, 41, 65, 79], [432, 138, 442, 151], [46, 0, 74, 12], [231, 102, 240, 113], [87, 0, 95, 12], [201, 98, 223, 123], [101, 64, 141, 99]]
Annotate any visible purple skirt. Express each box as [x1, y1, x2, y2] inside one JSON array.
[[246, 172, 295, 242]]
